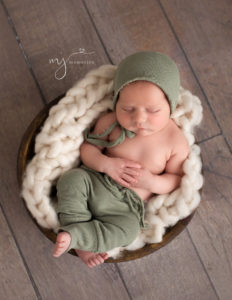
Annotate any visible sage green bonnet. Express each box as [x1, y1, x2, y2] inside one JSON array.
[[113, 51, 180, 114]]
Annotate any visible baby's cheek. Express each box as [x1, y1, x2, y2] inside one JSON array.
[[150, 117, 162, 127], [151, 115, 168, 128], [118, 114, 131, 127]]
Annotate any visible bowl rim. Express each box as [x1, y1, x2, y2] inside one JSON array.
[[17, 95, 196, 263]]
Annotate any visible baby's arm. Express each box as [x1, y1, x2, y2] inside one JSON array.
[[150, 144, 189, 194], [132, 134, 190, 194], [80, 112, 141, 187]]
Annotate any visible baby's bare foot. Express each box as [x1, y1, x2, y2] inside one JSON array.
[[53, 232, 71, 257], [75, 249, 108, 268]]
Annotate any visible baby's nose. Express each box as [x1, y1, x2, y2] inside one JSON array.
[[133, 110, 147, 124]]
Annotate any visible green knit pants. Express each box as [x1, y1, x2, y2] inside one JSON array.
[[56, 165, 145, 253]]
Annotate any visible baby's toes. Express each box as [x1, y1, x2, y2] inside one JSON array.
[[88, 258, 97, 268], [87, 261, 94, 268], [100, 253, 109, 260], [88, 256, 103, 267], [96, 254, 104, 264], [92, 256, 103, 266]]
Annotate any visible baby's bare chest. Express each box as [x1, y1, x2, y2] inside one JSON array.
[[106, 128, 172, 174]]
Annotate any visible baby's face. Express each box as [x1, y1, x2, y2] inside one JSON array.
[[115, 81, 171, 136]]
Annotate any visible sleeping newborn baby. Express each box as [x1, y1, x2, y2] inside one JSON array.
[[53, 51, 189, 267]]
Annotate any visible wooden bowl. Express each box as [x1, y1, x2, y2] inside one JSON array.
[[17, 95, 195, 263]]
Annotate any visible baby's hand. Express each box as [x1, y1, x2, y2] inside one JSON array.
[[130, 167, 155, 191], [105, 157, 141, 188]]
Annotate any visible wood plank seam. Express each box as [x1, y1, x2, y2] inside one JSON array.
[[0, 202, 42, 300], [0, 1, 130, 293], [157, 0, 232, 154], [198, 133, 222, 145], [115, 264, 133, 300], [186, 228, 220, 300], [202, 166, 232, 181], [0, 1, 131, 295], [0, 0, 47, 106], [81, 0, 113, 64]]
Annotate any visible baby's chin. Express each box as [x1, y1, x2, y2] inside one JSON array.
[[134, 128, 155, 136]]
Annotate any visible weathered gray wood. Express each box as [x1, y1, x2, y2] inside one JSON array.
[[3, 0, 110, 101], [1, 0, 231, 299], [0, 206, 37, 300], [0, 3, 130, 300], [84, 0, 220, 144], [160, 0, 232, 149], [188, 136, 232, 300], [83, 0, 222, 299], [118, 231, 217, 300]]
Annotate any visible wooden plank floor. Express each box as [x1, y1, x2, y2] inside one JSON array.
[[0, 0, 231, 299]]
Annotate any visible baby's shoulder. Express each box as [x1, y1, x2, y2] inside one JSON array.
[[168, 120, 190, 156], [92, 111, 117, 135]]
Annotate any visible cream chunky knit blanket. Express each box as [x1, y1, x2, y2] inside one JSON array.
[[21, 65, 203, 258]]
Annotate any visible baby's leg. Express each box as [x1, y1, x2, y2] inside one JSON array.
[[60, 212, 140, 252], [55, 168, 140, 266], [54, 168, 92, 256], [54, 212, 139, 268], [54, 168, 109, 266], [56, 168, 93, 224]]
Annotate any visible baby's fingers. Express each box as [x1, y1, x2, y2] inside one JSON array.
[[121, 174, 138, 185], [124, 160, 141, 169], [117, 178, 131, 188], [124, 167, 140, 177]]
